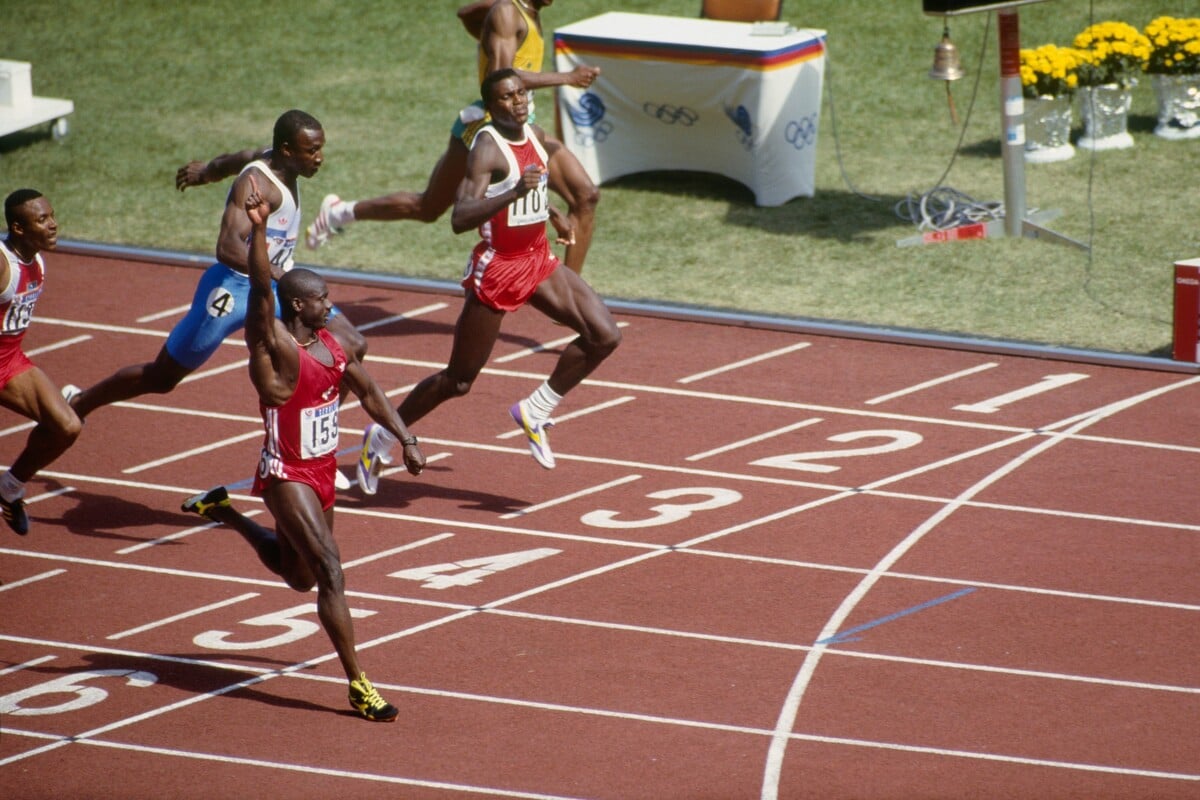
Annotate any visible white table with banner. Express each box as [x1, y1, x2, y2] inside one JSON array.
[[552, 12, 826, 207]]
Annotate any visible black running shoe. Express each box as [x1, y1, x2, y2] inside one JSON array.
[[181, 486, 231, 519], [348, 673, 399, 722], [1, 496, 29, 535]]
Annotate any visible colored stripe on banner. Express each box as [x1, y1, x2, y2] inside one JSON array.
[[554, 36, 825, 71]]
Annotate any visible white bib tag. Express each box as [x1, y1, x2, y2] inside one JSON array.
[[299, 398, 339, 458]]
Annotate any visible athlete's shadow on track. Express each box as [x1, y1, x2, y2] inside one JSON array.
[[341, 465, 526, 516], [53, 488, 186, 545], [339, 300, 553, 353], [32, 652, 353, 718]]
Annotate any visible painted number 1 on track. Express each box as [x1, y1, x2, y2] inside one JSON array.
[[954, 373, 1089, 414]]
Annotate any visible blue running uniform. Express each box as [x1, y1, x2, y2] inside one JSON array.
[[164, 160, 341, 370]]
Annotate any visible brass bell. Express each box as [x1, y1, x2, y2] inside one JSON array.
[[929, 27, 965, 81]]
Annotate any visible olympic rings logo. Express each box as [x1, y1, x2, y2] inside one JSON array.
[[642, 102, 698, 126], [784, 115, 818, 149]]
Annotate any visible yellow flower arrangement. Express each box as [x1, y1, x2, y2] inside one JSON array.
[[1144, 16, 1200, 75], [1072, 21, 1151, 88], [1019, 44, 1080, 99]]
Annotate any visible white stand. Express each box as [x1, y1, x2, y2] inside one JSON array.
[[0, 60, 73, 141]]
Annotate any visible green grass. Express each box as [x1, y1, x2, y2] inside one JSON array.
[[4, 0, 1200, 356]]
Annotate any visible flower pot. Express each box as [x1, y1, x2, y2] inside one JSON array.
[[1077, 83, 1134, 150], [1024, 94, 1074, 163], [1151, 74, 1200, 140]]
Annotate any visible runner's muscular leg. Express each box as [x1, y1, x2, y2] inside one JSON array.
[[398, 292, 505, 426], [0, 367, 82, 481], [529, 267, 621, 395], [546, 139, 600, 275], [70, 345, 192, 419], [264, 482, 363, 681], [351, 137, 469, 224], [205, 502, 294, 583]]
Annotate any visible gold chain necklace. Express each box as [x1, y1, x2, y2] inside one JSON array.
[[290, 331, 318, 348]]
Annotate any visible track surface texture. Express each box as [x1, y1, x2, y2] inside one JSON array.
[[2, 253, 1198, 800]]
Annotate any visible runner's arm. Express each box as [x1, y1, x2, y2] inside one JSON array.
[[176, 146, 270, 191]]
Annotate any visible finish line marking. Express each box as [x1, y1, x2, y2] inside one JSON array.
[[816, 587, 977, 645]]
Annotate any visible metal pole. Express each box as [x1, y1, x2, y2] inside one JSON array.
[[997, 8, 1025, 237]]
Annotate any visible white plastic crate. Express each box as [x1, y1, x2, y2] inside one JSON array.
[[0, 60, 33, 114]]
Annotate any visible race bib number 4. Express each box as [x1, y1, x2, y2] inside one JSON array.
[[206, 286, 236, 318], [300, 399, 339, 458]]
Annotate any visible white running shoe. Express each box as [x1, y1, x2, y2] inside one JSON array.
[[61, 384, 81, 406], [356, 423, 393, 495], [510, 400, 556, 469], [306, 194, 345, 250], [334, 469, 351, 491]]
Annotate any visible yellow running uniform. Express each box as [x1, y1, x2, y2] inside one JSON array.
[[454, 1, 546, 144], [477, 0, 544, 82]]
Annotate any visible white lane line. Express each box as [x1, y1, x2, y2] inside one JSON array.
[[759, 372, 1200, 800], [686, 418, 823, 461], [0, 420, 36, 437], [106, 592, 260, 641], [77, 737, 591, 800], [24, 486, 75, 506], [356, 302, 449, 332], [37, 317, 239, 350], [105, 401, 259, 424], [138, 304, 191, 323], [36, 317, 172, 337], [342, 533, 456, 568], [25, 334, 92, 357], [685, 548, 1200, 612], [377, 450, 454, 483], [179, 357, 249, 385], [501, 474, 644, 520], [116, 509, 266, 555], [122, 430, 262, 474], [678, 342, 811, 384], [866, 362, 998, 405], [2, 677, 1195, 787], [0, 655, 57, 677], [0, 569, 66, 593], [493, 321, 631, 363], [495, 396, 636, 440], [21, 432, 1200, 535]]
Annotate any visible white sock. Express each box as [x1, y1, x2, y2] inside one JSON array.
[[333, 200, 357, 227], [0, 470, 25, 503], [524, 382, 562, 422]]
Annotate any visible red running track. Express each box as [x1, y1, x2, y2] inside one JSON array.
[[1, 252, 1198, 799]]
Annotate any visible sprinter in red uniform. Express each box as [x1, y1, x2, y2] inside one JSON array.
[[0, 190, 81, 535], [181, 176, 424, 722], [356, 69, 619, 490]]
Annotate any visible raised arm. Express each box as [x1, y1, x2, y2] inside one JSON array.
[[243, 175, 297, 406], [176, 146, 270, 192], [215, 167, 282, 273], [450, 133, 542, 234], [457, 0, 497, 40], [480, 3, 599, 91]]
